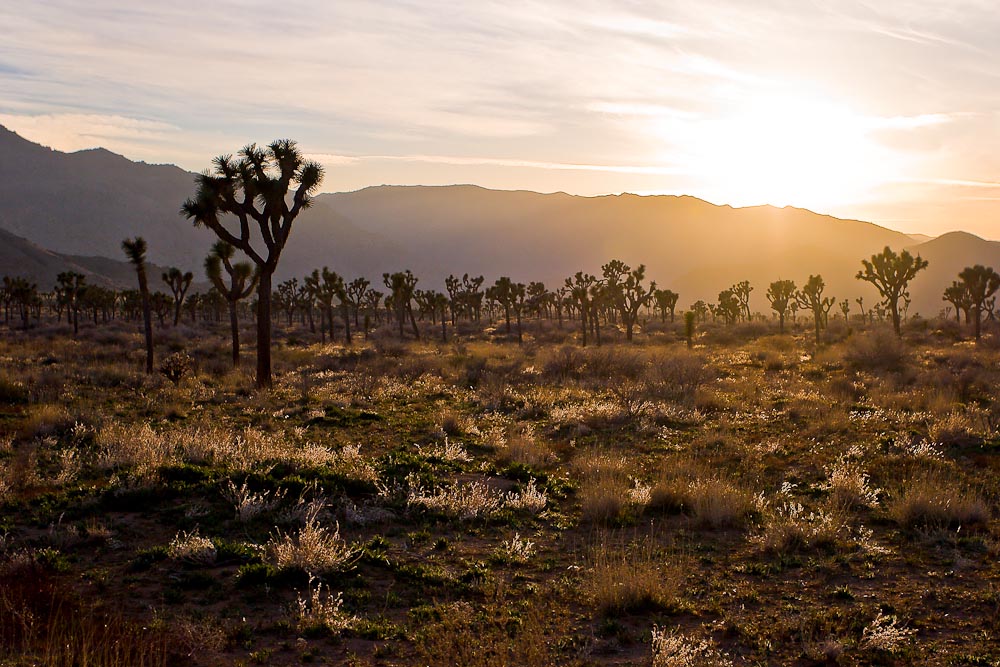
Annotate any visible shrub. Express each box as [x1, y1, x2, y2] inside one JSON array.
[[843, 329, 908, 372], [294, 575, 352, 634], [159, 351, 193, 385], [589, 540, 682, 615], [823, 458, 881, 509], [167, 529, 217, 566], [890, 475, 989, 530], [651, 627, 731, 667], [266, 516, 355, 573]]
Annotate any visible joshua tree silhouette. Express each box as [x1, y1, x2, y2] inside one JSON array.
[[182, 139, 324, 388], [205, 240, 258, 366], [122, 237, 153, 373]]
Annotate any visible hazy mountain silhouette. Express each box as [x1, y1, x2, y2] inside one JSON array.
[[0, 226, 171, 289], [0, 125, 403, 278], [1, 125, 997, 316]]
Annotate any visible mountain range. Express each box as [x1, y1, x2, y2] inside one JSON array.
[[1, 124, 997, 316]]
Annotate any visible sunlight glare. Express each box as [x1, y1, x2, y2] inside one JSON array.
[[675, 95, 900, 210]]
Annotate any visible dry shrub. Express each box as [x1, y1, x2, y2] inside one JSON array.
[[573, 450, 635, 524], [0, 559, 167, 666], [266, 515, 356, 573], [18, 404, 74, 439], [652, 627, 732, 667], [687, 478, 759, 528], [650, 462, 758, 528], [755, 503, 847, 554], [540, 345, 585, 382], [407, 477, 546, 519], [496, 431, 556, 468], [823, 459, 881, 509], [843, 329, 908, 372], [295, 575, 353, 634], [648, 350, 714, 403], [414, 596, 565, 667], [890, 474, 989, 530], [167, 529, 217, 566], [588, 539, 683, 615]]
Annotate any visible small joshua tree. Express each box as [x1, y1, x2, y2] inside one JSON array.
[[383, 271, 419, 339], [122, 238, 153, 373], [942, 281, 971, 324], [766, 279, 796, 334], [162, 267, 193, 326], [205, 240, 258, 366], [958, 265, 1000, 342], [654, 288, 679, 323], [684, 311, 696, 348], [55, 271, 86, 336], [795, 275, 835, 344]]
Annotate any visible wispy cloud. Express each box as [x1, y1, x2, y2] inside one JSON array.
[[0, 0, 998, 235]]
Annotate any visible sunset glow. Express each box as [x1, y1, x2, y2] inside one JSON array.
[[1, 1, 998, 238]]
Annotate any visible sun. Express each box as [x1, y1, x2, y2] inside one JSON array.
[[677, 94, 899, 210]]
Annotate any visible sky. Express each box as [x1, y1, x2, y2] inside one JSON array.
[[1, 0, 999, 239]]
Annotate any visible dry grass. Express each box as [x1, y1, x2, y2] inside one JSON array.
[[266, 515, 356, 574], [650, 461, 759, 528], [890, 474, 990, 530], [755, 502, 847, 554], [588, 539, 683, 615]]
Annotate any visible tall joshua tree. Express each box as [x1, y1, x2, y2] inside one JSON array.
[[205, 240, 258, 366], [182, 139, 324, 388], [856, 246, 928, 336], [162, 267, 194, 326], [122, 237, 153, 373], [958, 265, 1000, 342], [766, 279, 796, 333]]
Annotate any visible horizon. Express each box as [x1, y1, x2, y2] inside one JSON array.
[[2, 2, 999, 241], [3, 122, 994, 244]]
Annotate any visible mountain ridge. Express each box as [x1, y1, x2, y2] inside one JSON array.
[[1, 124, 997, 315]]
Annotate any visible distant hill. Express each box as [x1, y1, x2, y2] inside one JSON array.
[[1, 124, 998, 316], [0, 226, 170, 290], [0, 125, 403, 278]]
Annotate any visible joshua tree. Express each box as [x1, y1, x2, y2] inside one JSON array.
[[684, 311, 696, 348], [122, 237, 153, 373], [566, 272, 598, 347], [856, 246, 928, 336], [765, 279, 796, 333], [489, 277, 519, 336], [603, 260, 656, 341], [276, 278, 300, 326], [182, 139, 324, 388], [717, 289, 741, 325], [731, 280, 753, 322], [653, 288, 679, 323], [161, 267, 193, 326], [7, 277, 38, 329], [345, 277, 370, 328], [383, 271, 420, 339], [55, 271, 86, 335], [839, 299, 850, 322], [795, 275, 834, 344], [205, 240, 258, 366], [958, 265, 1000, 342], [942, 281, 971, 324]]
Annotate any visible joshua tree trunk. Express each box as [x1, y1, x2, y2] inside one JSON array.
[[256, 270, 273, 388], [229, 301, 240, 366], [342, 302, 352, 346], [139, 278, 153, 374]]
